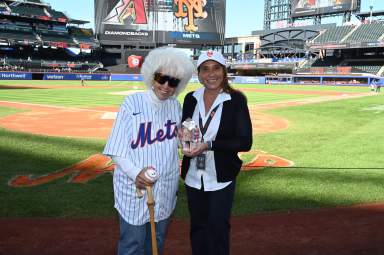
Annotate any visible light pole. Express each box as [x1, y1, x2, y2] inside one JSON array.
[[369, 0, 373, 24]]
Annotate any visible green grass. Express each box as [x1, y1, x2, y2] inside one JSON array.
[[1, 81, 365, 107], [253, 95, 384, 169], [0, 81, 147, 107], [0, 129, 113, 217], [0, 106, 25, 117], [233, 83, 370, 92], [232, 167, 384, 216], [1, 80, 384, 218]]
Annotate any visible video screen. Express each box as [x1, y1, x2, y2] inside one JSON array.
[[95, 0, 225, 45], [291, 0, 357, 18]]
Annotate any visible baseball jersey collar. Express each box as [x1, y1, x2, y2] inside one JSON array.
[[147, 89, 168, 106]]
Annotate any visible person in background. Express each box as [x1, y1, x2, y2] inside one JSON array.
[[375, 78, 381, 93], [370, 79, 376, 92], [81, 75, 85, 86], [103, 47, 194, 255], [180, 50, 253, 255]]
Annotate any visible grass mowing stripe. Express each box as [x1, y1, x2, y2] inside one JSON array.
[[1, 83, 329, 107]]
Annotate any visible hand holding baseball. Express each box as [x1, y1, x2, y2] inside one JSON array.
[[136, 167, 157, 198], [136, 166, 157, 189]]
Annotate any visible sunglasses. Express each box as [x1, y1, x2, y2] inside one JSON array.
[[154, 72, 180, 88]]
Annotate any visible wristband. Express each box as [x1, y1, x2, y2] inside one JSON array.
[[207, 141, 212, 150]]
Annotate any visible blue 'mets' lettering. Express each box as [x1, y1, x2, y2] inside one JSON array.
[[131, 120, 178, 149]]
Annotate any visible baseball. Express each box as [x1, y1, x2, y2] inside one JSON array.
[[145, 167, 157, 182], [137, 167, 157, 198]]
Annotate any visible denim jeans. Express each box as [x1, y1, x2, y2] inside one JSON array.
[[117, 214, 169, 255]]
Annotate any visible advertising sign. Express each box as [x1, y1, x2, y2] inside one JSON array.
[[43, 73, 110, 80], [291, 0, 357, 18], [0, 72, 32, 80], [95, 0, 225, 45]]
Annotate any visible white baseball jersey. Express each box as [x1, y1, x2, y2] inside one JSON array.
[[103, 90, 181, 225]]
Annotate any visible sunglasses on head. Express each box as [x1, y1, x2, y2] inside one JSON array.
[[154, 72, 180, 88]]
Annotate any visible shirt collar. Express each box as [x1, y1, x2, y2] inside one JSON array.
[[193, 87, 231, 117]]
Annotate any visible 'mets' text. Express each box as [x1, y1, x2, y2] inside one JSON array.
[[131, 120, 178, 149]]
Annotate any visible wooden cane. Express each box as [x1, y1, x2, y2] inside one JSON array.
[[146, 186, 158, 255]]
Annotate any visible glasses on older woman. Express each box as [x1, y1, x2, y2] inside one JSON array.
[[154, 72, 180, 88]]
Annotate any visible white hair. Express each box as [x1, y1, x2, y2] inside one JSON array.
[[140, 47, 195, 96]]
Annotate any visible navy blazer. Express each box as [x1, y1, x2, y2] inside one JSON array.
[[181, 90, 253, 182]]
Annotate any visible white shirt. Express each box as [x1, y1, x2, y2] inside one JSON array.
[[103, 90, 181, 225], [185, 87, 232, 191]]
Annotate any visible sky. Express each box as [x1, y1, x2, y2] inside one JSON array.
[[45, 0, 384, 38]]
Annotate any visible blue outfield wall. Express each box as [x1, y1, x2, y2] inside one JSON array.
[[0, 72, 32, 80], [43, 73, 110, 80], [232, 76, 266, 84], [0, 72, 111, 81], [111, 74, 143, 81], [172, 76, 267, 84], [0, 72, 377, 86], [111, 75, 267, 84], [0, 72, 143, 81]]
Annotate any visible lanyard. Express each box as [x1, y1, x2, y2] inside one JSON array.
[[198, 104, 220, 142]]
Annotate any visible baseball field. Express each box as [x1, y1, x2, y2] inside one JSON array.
[[1, 80, 384, 254]]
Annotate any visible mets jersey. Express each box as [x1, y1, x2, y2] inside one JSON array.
[[103, 90, 181, 225]]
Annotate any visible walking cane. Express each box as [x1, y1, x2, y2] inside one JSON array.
[[146, 185, 158, 255]]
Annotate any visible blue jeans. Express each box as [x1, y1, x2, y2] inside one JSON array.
[[117, 214, 169, 255]]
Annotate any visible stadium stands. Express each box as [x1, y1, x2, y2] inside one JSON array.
[[69, 27, 99, 48], [0, 0, 99, 73], [45, 6, 67, 20], [343, 21, 384, 43], [312, 56, 343, 67], [39, 30, 74, 45], [9, 4, 47, 17], [0, 20, 38, 44], [225, 19, 384, 79], [313, 25, 354, 44], [25, 0, 43, 3], [0, 2, 10, 13], [302, 22, 384, 77]]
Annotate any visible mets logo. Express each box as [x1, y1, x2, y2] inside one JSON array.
[[131, 120, 178, 149], [8, 151, 294, 187], [103, 0, 148, 25], [174, 0, 208, 32]]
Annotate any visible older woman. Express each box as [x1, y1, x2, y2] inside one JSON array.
[[103, 47, 194, 255], [181, 50, 253, 255]]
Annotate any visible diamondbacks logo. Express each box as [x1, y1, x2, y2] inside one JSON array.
[[103, 0, 147, 25], [174, 0, 208, 32]]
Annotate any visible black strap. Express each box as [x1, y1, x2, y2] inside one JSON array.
[[199, 104, 220, 142]]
